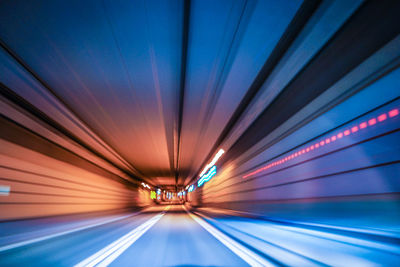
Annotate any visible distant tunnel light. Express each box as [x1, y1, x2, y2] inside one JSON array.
[[188, 185, 195, 192], [141, 182, 150, 189], [243, 105, 399, 179], [0, 185, 10, 196], [199, 149, 224, 177]]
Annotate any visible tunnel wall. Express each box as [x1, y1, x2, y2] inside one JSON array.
[[197, 35, 400, 226], [0, 116, 147, 220], [0, 42, 152, 220]]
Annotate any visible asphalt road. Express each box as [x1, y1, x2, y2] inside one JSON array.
[[0, 206, 247, 267], [1, 205, 399, 266]]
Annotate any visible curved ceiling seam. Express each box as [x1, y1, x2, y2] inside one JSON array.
[[176, 0, 191, 186], [180, 0, 250, 185]]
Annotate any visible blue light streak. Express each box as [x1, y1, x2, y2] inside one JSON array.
[[198, 166, 217, 187]]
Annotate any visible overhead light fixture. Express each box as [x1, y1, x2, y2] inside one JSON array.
[[199, 149, 224, 177]]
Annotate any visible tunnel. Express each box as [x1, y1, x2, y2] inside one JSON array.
[[1, 0, 400, 266]]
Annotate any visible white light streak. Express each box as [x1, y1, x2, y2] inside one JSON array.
[[199, 149, 224, 177], [184, 207, 272, 267], [75, 206, 169, 267]]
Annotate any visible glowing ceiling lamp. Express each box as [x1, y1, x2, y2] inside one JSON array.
[[199, 149, 224, 177], [198, 165, 217, 187], [141, 182, 151, 189]]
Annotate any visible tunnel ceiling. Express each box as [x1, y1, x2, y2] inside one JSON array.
[[0, 0, 307, 188], [4, 0, 396, 189]]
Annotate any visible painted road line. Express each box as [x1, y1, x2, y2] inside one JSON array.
[[0, 212, 142, 253], [184, 206, 273, 267], [75, 206, 170, 267]]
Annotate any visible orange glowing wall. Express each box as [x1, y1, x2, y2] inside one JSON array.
[[0, 116, 144, 221]]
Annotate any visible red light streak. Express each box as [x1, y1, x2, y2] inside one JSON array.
[[378, 114, 387, 122], [243, 106, 399, 178], [389, 108, 399, 117], [360, 122, 367, 129], [325, 138, 330, 144], [368, 118, 377, 126]]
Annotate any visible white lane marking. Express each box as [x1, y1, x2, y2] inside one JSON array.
[[75, 206, 169, 267], [0, 212, 141, 252], [0, 185, 10, 196], [184, 207, 273, 267]]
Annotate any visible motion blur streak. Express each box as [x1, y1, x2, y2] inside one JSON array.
[[198, 165, 217, 187], [199, 149, 225, 177], [185, 207, 272, 267], [1, 0, 400, 266], [0, 212, 137, 253], [75, 207, 169, 267]]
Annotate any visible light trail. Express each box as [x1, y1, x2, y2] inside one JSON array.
[[74, 206, 169, 267], [199, 149, 225, 177], [183, 206, 273, 267], [0, 212, 141, 253], [243, 107, 399, 179]]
